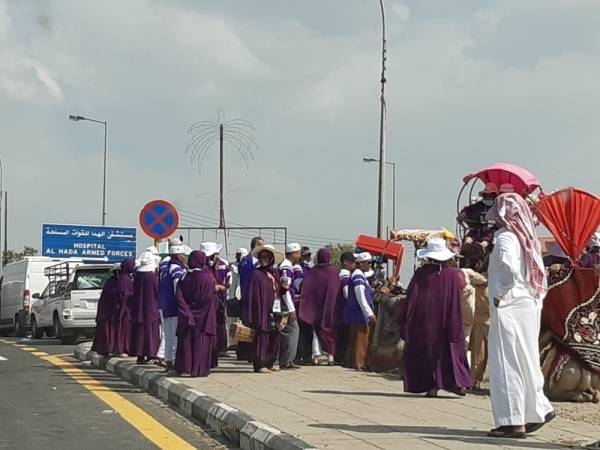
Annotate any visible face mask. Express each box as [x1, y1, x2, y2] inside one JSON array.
[[482, 198, 494, 207]]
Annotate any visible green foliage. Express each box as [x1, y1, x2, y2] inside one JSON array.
[[2, 246, 38, 266], [326, 243, 356, 268]]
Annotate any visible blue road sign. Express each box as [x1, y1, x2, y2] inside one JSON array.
[[139, 200, 179, 239], [42, 224, 137, 262]]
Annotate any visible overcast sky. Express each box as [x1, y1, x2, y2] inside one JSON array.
[[1, 0, 600, 278]]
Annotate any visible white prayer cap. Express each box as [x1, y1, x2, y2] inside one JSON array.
[[236, 248, 249, 256], [145, 246, 159, 255], [169, 245, 185, 255], [168, 237, 182, 246], [199, 241, 222, 257], [354, 252, 373, 263], [285, 243, 301, 254]]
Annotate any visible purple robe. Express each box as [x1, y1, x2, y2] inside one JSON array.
[[174, 251, 217, 377], [91, 276, 119, 356], [298, 249, 341, 355], [247, 266, 280, 369], [128, 271, 160, 358], [91, 259, 134, 356], [212, 257, 230, 354], [401, 263, 472, 393]]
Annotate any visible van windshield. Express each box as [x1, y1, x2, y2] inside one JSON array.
[[73, 269, 112, 290]]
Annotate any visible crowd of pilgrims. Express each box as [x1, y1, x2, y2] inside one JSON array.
[[90, 229, 492, 391], [90, 185, 600, 437], [92, 237, 393, 377]]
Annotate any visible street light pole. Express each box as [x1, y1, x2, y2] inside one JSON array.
[[376, 0, 388, 239], [363, 158, 396, 231], [69, 115, 108, 226]]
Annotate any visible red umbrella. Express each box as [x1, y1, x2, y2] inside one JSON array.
[[534, 187, 600, 263]]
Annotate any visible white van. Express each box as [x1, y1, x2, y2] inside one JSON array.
[[0, 257, 65, 336]]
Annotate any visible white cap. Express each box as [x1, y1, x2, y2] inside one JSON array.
[[236, 247, 249, 257], [199, 241, 222, 257], [285, 243, 301, 254], [169, 245, 185, 255], [168, 237, 182, 246], [354, 252, 373, 263], [416, 237, 455, 262]]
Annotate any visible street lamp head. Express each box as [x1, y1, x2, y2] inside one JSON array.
[[363, 158, 378, 163], [68, 115, 84, 122]]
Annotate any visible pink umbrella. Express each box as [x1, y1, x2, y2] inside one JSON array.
[[462, 162, 541, 197]]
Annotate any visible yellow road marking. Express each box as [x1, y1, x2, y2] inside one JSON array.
[[31, 351, 49, 356], [0, 339, 10, 344], [20, 347, 37, 351], [13, 344, 26, 347], [40, 355, 195, 450]]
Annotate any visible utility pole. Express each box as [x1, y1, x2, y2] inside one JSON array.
[[376, 0, 388, 239], [219, 124, 225, 229]]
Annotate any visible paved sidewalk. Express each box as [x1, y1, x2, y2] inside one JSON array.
[[76, 342, 599, 449], [183, 357, 598, 449]]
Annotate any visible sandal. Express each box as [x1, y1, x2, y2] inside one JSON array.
[[525, 411, 556, 433], [425, 389, 438, 398], [487, 426, 526, 439], [257, 367, 271, 374]]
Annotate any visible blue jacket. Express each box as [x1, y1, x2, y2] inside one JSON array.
[[158, 257, 186, 318]]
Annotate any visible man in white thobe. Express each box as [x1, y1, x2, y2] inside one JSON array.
[[486, 191, 555, 438]]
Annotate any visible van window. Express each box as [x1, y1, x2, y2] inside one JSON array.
[[73, 269, 112, 290]]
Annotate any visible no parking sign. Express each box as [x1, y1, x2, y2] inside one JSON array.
[[139, 200, 179, 240]]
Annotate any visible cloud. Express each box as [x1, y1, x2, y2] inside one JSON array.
[[1, 0, 600, 283]]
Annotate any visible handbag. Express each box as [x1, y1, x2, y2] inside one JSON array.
[[226, 297, 241, 317], [229, 320, 255, 343]]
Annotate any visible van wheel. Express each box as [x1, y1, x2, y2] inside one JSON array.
[[53, 315, 62, 339], [14, 315, 26, 337], [31, 317, 43, 339]]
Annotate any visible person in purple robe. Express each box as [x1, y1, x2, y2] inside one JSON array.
[[199, 242, 230, 359], [246, 244, 285, 373], [238, 237, 264, 362], [116, 259, 136, 356], [213, 253, 231, 356], [173, 251, 217, 377], [400, 238, 472, 396], [91, 258, 135, 356], [299, 248, 342, 365], [129, 252, 160, 364]]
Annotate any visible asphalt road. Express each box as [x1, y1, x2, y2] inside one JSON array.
[[0, 337, 232, 450]]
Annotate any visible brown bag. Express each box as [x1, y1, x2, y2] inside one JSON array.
[[229, 320, 255, 343]]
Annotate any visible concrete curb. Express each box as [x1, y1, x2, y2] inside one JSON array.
[[73, 344, 316, 450]]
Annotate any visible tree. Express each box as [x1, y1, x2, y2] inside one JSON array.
[[326, 243, 356, 268], [2, 246, 38, 266]]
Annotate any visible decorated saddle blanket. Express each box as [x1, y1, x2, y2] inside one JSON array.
[[543, 267, 600, 375]]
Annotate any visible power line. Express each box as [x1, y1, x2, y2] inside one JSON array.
[[178, 208, 354, 244], [178, 214, 341, 248]]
